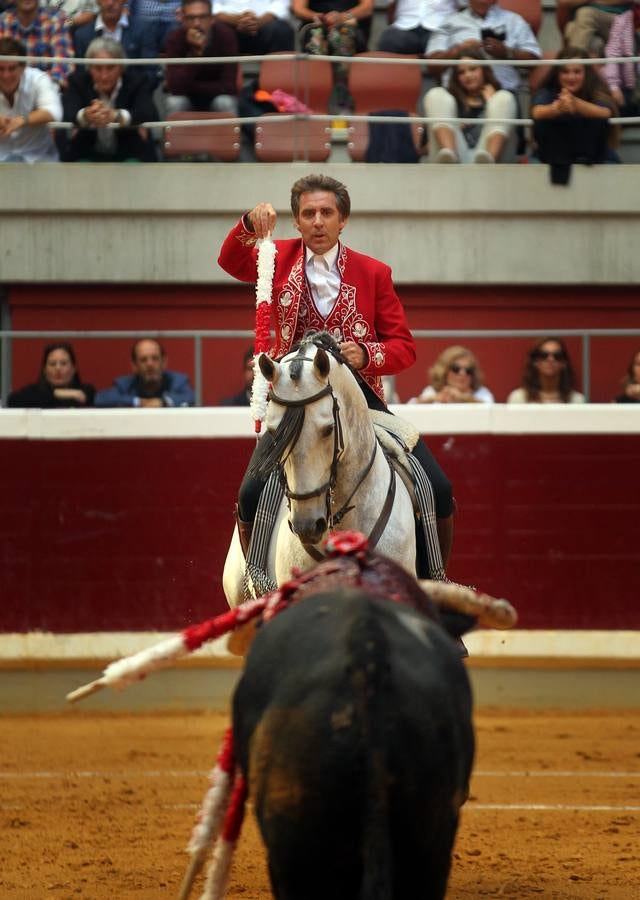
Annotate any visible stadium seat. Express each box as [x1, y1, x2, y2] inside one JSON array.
[[500, 0, 542, 35], [254, 115, 332, 162], [346, 118, 425, 162], [163, 112, 241, 161], [258, 54, 334, 113], [347, 51, 423, 116]]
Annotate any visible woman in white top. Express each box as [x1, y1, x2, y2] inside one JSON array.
[[410, 345, 494, 404], [507, 337, 586, 404]]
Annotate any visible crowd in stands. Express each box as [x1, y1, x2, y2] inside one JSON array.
[[5, 338, 639, 406], [1, 0, 638, 165]]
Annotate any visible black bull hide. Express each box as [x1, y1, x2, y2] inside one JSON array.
[[233, 588, 474, 900]]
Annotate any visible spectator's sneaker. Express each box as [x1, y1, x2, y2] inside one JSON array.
[[436, 148, 458, 163], [473, 149, 495, 163]]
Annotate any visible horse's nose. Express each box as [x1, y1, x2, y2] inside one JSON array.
[[291, 516, 327, 544]]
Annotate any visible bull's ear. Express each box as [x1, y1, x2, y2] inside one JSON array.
[[314, 347, 330, 380], [259, 353, 277, 383]]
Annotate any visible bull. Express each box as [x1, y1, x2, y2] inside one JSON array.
[[233, 584, 475, 900]]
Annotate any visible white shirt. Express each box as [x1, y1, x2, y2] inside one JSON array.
[[213, 0, 290, 21], [0, 66, 62, 162], [427, 5, 540, 91], [305, 243, 341, 318], [392, 0, 459, 33], [93, 11, 129, 43]]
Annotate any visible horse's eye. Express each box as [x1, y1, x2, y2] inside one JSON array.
[[322, 424, 334, 438]]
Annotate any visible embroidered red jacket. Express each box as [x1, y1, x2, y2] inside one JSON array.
[[218, 217, 416, 401]]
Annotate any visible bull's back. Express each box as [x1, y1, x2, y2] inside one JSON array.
[[233, 589, 474, 900]]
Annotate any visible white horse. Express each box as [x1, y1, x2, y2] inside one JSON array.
[[223, 334, 417, 608]]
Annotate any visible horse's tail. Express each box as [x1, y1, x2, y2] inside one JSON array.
[[344, 593, 394, 900]]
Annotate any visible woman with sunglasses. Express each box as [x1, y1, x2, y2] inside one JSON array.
[[409, 346, 494, 404], [507, 338, 585, 404], [614, 348, 640, 403]]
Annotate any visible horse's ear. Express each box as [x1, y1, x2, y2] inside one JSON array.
[[314, 347, 331, 380], [259, 353, 277, 383]]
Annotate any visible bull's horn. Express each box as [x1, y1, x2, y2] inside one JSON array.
[[418, 581, 517, 630]]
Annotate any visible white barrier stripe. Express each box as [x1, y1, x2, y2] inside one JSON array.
[[474, 771, 640, 778], [3, 52, 640, 68]]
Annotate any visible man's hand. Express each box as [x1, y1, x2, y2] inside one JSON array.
[[483, 38, 509, 58], [139, 397, 164, 407], [186, 26, 207, 53], [237, 10, 259, 33], [0, 115, 25, 137], [84, 99, 115, 127], [247, 202, 277, 238], [339, 342, 367, 370]]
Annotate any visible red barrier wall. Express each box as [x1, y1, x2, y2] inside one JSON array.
[[3, 433, 639, 633], [8, 284, 640, 404]]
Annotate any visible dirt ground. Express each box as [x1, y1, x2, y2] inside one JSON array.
[[1, 710, 639, 899]]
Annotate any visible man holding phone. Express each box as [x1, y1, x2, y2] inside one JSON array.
[[426, 0, 540, 92]]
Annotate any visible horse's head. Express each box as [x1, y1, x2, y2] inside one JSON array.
[[258, 339, 343, 545]]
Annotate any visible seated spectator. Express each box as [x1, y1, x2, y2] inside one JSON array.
[[409, 345, 494, 403], [0, 0, 74, 88], [507, 337, 585, 404], [212, 0, 295, 55], [293, 0, 373, 57], [424, 49, 517, 163], [217, 346, 254, 405], [61, 36, 158, 161], [614, 348, 640, 402], [603, 4, 640, 116], [163, 0, 238, 116], [426, 0, 540, 96], [377, 0, 457, 55], [531, 48, 616, 185], [74, 0, 150, 63], [7, 342, 95, 408], [0, 36, 62, 161], [559, 0, 630, 57], [52, 0, 98, 31], [95, 338, 195, 407]]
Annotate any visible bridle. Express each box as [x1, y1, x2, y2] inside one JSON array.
[[268, 353, 393, 559]]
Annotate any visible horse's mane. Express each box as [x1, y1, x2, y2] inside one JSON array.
[[248, 332, 346, 481]]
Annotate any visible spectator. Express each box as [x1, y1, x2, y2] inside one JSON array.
[[293, 0, 373, 57], [0, 36, 62, 161], [426, 0, 540, 95], [531, 47, 616, 185], [377, 0, 457, 54], [559, 0, 630, 57], [49, 0, 98, 31], [218, 346, 254, 405], [0, 0, 74, 87], [212, 0, 295, 55], [61, 36, 158, 161], [424, 48, 517, 162], [163, 0, 238, 116], [409, 345, 494, 403], [73, 0, 149, 62], [603, 3, 640, 116], [7, 342, 95, 408], [614, 348, 640, 402], [95, 338, 195, 407], [507, 337, 585, 404]]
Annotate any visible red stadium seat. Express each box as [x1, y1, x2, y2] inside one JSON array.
[[347, 51, 423, 116], [163, 112, 241, 161], [254, 115, 332, 162], [500, 0, 543, 35], [346, 118, 425, 162], [258, 54, 334, 113]]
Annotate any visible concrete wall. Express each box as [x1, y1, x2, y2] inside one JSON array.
[[2, 163, 640, 285]]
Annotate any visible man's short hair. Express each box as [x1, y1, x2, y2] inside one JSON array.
[[290, 174, 351, 219], [131, 338, 166, 362], [0, 37, 26, 58], [182, 0, 213, 10], [86, 36, 127, 60]]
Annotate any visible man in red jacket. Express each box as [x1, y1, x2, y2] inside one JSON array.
[[218, 173, 454, 573]]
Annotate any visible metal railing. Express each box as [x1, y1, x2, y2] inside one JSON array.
[[2, 328, 640, 405]]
